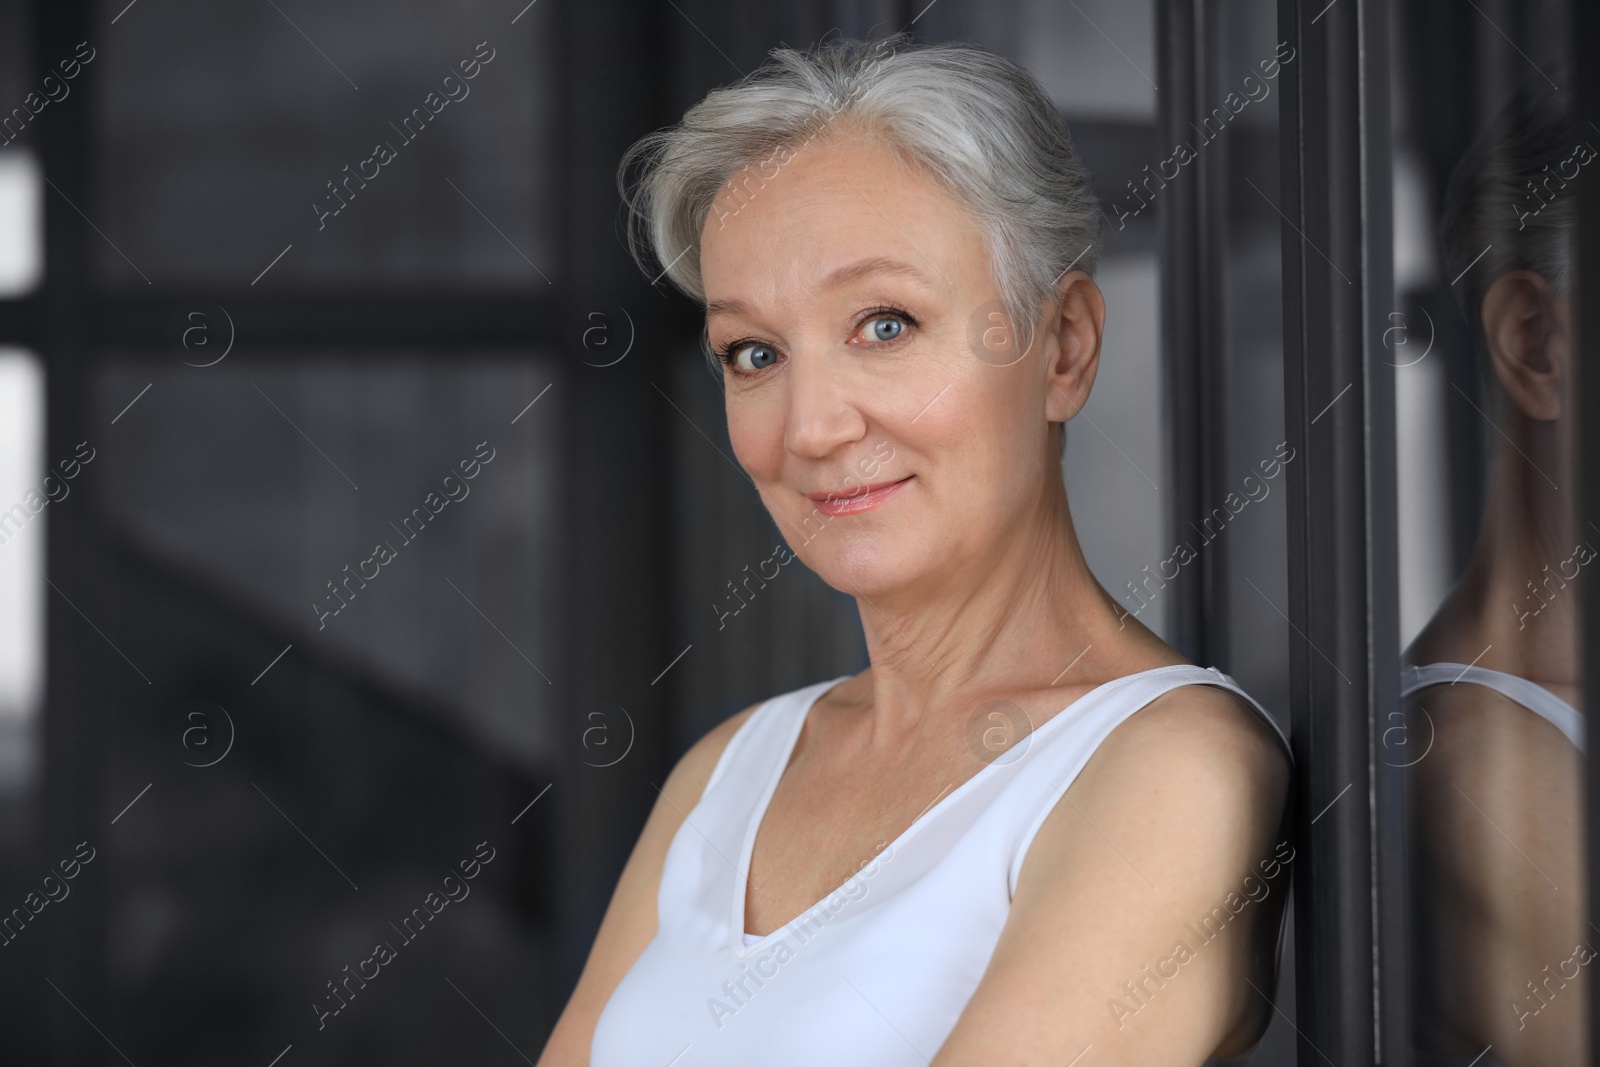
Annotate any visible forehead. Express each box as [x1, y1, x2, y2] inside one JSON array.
[[698, 133, 987, 314]]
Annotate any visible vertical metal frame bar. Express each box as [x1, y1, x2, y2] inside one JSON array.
[[1158, 0, 1228, 668], [549, 0, 678, 999], [1277, 0, 1406, 1061], [1579, 0, 1600, 1059], [35, 0, 106, 1063], [1157, 0, 1199, 659]]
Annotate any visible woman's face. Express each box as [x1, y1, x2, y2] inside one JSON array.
[[698, 131, 1097, 599]]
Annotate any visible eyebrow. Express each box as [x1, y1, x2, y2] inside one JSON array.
[[704, 256, 936, 320]]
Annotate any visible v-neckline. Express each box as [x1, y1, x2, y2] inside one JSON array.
[[729, 664, 1206, 956]]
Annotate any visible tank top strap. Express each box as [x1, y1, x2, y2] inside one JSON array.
[[1003, 664, 1289, 897], [1035, 664, 1290, 760], [1401, 662, 1585, 752], [700, 675, 852, 798]]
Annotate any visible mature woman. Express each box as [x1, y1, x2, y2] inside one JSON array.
[[537, 33, 1292, 1067]]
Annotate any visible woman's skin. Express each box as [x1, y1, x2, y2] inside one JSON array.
[[1403, 272, 1587, 1066], [537, 125, 1290, 1066]]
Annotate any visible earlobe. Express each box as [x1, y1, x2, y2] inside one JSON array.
[[1044, 342, 1090, 425]]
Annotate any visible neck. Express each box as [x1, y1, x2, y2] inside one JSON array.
[[847, 460, 1165, 734], [1420, 419, 1583, 687]]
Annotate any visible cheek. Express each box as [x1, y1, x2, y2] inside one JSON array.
[[938, 378, 1027, 461], [954, 395, 1047, 514], [725, 398, 785, 475]]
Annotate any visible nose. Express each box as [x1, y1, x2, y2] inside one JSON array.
[[782, 344, 866, 460]]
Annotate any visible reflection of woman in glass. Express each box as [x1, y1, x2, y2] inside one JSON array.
[[535, 34, 1292, 1067], [1401, 82, 1586, 1067]]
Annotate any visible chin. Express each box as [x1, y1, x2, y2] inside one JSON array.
[[802, 532, 929, 598]]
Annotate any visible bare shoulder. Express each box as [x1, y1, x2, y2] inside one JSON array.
[[1036, 679, 1290, 895], [660, 698, 766, 811], [1408, 681, 1583, 905], [1088, 681, 1289, 799], [533, 698, 764, 1066], [930, 681, 1292, 1065], [1058, 681, 1292, 899]]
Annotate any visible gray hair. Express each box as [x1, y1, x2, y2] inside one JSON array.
[[1440, 79, 1575, 334], [617, 32, 1100, 366], [1438, 78, 1577, 449]]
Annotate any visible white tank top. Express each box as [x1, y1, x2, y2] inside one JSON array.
[[1400, 663, 1585, 752], [590, 664, 1292, 1067]]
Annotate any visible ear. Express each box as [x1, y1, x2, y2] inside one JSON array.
[[1043, 271, 1106, 423], [1480, 270, 1565, 422]]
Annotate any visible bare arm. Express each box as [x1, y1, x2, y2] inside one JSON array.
[[932, 685, 1292, 1066], [1410, 687, 1587, 1066], [535, 702, 762, 1067]]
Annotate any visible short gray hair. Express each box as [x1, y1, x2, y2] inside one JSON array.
[[617, 32, 1100, 359], [1440, 79, 1575, 333]]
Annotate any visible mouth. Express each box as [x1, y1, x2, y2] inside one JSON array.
[[806, 475, 913, 516]]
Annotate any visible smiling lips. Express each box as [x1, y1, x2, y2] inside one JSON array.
[[806, 476, 913, 516]]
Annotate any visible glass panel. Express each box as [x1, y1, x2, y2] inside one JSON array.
[[0, 0, 30, 122], [93, 0, 558, 290], [0, 0, 40, 297], [93, 353, 561, 765], [1008, 0, 1156, 120], [58, 352, 562, 1062], [1200, 9, 1295, 1064], [1204, 0, 1290, 725], [0, 149, 41, 296], [0, 348, 44, 795], [1389, 2, 1585, 1063]]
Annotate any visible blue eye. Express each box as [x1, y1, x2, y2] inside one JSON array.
[[730, 343, 779, 372], [854, 309, 914, 345], [868, 317, 903, 341]]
